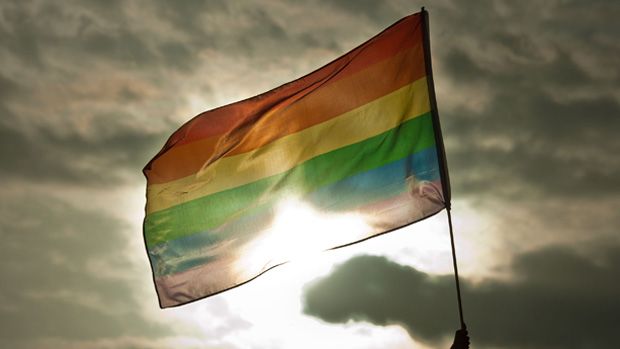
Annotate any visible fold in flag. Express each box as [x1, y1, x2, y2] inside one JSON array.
[[143, 10, 449, 308]]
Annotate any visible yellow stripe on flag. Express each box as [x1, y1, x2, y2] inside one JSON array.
[[147, 77, 430, 214]]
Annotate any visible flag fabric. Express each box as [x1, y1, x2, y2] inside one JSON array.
[[143, 10, 449, 308]]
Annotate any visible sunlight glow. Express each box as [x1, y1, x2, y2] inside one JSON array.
[[154, 197, 491, 349], [236, 197, 373, 277]]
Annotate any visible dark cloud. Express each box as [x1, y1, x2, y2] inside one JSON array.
[[0, 117, 167, 185], [150, 0, 302, 64], [0, 0, 205, 73], [427, 0, 620, 201], [0, 1, 46, 67], [148, 0, 352, 66], [304, 255, 457, 344], [0, 1, 195, 186], [0, 73, 21, 100], [80, 27, 157, 67], [445, 92, 620, 200], [152, 0, 225, 38], [304, 246, 620, 348], [320, 0, 400, 25], [0, 193, 169, 340]]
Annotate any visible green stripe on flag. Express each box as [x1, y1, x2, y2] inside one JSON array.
[[145, 112, 436, 248]]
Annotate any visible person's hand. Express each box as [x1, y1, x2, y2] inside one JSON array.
[[450, 328, 470, 349]]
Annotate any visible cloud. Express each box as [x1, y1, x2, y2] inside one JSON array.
[[0, 0, 375, 187], [0, 192, 170, 343], [320, 0, 400, 24], [444, 92, 620, 200], [303, 245, 620, 348], [420, 0, 620, 201], [0, 0, 203, 73], [1, 1, 618, 347], [0, 114, 167, 185], [0, 0, 191, 186]]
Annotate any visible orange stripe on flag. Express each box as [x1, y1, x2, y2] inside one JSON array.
[[144, 15, 424, 183], [146, 39, 425, 184]]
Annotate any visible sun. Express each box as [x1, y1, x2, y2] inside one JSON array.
[[235, 197, 373, 278]]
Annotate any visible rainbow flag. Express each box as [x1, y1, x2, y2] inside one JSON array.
[[143, 10, 449, 308]]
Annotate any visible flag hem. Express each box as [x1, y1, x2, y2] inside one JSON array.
[[157, 205, 446, 308], [421, 8, 451, 208]]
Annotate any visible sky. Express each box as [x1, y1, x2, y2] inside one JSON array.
[[1, 0, 619, 348]]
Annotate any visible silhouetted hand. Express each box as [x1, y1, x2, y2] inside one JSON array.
[[450, 328, 470, 349]]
